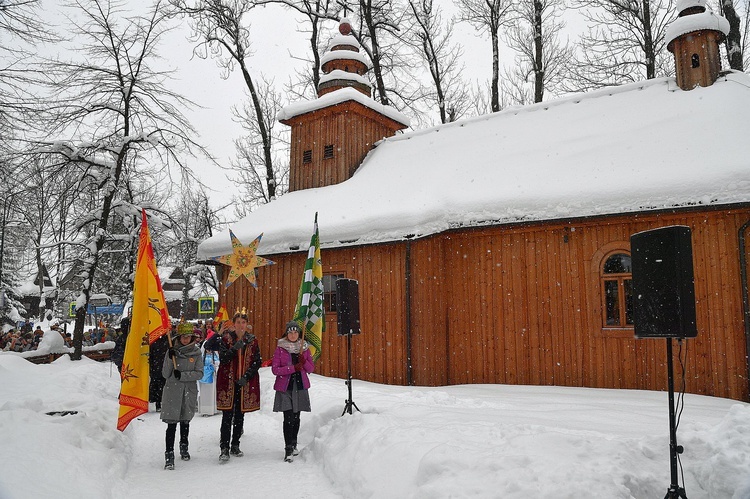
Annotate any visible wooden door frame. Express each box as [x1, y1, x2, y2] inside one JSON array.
[[740, 220, 750, 399]]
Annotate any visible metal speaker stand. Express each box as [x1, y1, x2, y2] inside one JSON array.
[[664, 338, 687, 499], [341, 331, 360, 416]]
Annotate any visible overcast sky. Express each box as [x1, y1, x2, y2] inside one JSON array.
[[36, 0, 587, 217]]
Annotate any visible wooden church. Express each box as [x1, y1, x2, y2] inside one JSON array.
[[198, 7, 750, 402]]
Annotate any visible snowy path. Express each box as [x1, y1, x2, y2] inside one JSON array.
[[117, 408, 342, 499], [112, 382, 345, 499], [3, 355, 750, 499]]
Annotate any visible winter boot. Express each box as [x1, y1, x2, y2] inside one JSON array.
[[291, 441, 300, 456], [230, 445, 244, 457], [179, 443, 190, 461], [219, 447, 230, 463], [179, 423, 190, 461], [284, 445, 294, 463], [164, 451, 175, 470]]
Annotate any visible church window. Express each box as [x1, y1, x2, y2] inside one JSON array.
[[323, 273, 345, 313], [323, 144, 335, 159], [601, 252, 633, 327], [303, 149, 312, 164], [691, 54, 700, 68]]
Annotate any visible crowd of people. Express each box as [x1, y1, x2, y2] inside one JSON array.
[[154, 311, 315, 469], [2, 311, 314, 468], [0, 321, 118, 353]]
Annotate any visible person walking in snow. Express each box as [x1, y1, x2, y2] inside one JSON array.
[[150, 330, 169, 411], [160, 323, 204, 470], [272, 320, 314, 462], [204, 310, 262, 463]]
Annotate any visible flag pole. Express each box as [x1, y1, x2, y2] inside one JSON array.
[[300, 212, 317, 352], [167, 328, 177, 370]]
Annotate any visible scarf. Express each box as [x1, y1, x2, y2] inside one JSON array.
[[277, 337, 308, 354]]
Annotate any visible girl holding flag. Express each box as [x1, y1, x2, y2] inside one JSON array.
[[160, 322, 204, 470], [272, 320, 315, 462]]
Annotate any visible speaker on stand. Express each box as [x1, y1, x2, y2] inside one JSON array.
[[336, 278, 361, 415], [631, 225, 697, 499]]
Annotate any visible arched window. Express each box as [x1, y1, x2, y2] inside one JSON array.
[[602, 253, 633, 327]]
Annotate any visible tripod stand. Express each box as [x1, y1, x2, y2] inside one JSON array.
[[341, 330, 360, 416], [664, 338, 687, 499]]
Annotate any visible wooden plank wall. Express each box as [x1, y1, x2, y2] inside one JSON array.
[[288, 103, 402, 192], [408, 208, 750, 401], [221, 242, 409, 385], [220, 207, 750, 401]]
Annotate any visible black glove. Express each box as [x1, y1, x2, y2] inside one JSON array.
[[236, 376, 247, 387], [173, 369, 181, 380], [231, 339, 245, 351], [167, 347, 176, 359]]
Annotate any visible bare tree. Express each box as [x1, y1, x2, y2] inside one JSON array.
[[404, 0, 468, 124], [0, 155, 28, 326], [0, 0, 57, 156], [502, 0, 572, 104], [28, 0, 202, 359], [455, 0, 514, 113], [228, 76, 289, 214], [569, 0, 674, 90], [254, 0, 339, 99], [13, 158, 64, 318], [160, 178, 225, 314], [169, 0, 283, 203], [719, 0, 744, 70], [348, 0, 405, 106]]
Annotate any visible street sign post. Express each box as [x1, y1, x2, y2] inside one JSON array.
[[198, 297, 215, 315]]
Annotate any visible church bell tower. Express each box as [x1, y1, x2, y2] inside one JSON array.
[[666, 0, 730, 90], [279, 18, 410, 192]]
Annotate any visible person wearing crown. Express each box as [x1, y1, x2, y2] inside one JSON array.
[[204, 308, 262, 463]]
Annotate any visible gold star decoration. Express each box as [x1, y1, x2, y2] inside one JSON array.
[[121, 363, 137, 383], [211, 230, 275, 288]]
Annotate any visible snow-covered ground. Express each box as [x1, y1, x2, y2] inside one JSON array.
[[1, 353, 749, 499]]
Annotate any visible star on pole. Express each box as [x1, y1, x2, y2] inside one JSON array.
[[211, 230, 275, 288]]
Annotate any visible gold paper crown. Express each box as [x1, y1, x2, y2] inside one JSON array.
[[234, 307, 248, 317], [177, 322, 194, 335]]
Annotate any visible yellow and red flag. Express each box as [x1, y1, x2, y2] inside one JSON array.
[[117, 209, 171, 432], [214, 304, 229, 324]]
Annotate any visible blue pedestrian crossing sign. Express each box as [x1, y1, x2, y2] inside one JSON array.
[[198, 297, 215, 315]]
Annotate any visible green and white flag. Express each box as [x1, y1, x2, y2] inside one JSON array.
[[293, 213, 325, 361]]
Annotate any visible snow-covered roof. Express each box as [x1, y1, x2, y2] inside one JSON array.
[[319, 69, 371, 87], [676, 0, 706, 13], [198, 72, 750, 260], [278, 87, 411, 126], [16, 281, 56, 296], [320, 49, 369, 68], [327, 33, 360, 51], [666, 10, 730, 46]]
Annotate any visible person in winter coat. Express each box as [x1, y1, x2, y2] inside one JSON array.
[[272, 320, 314, 462], [204, 310, 262, 463], [111, 316, 130, 372], [150, 332, 169, 411], [160, 323, 204, 470]]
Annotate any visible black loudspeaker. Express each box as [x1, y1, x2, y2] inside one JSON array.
[[631, 225, 697, 339], [336, 278, 361, 336]]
